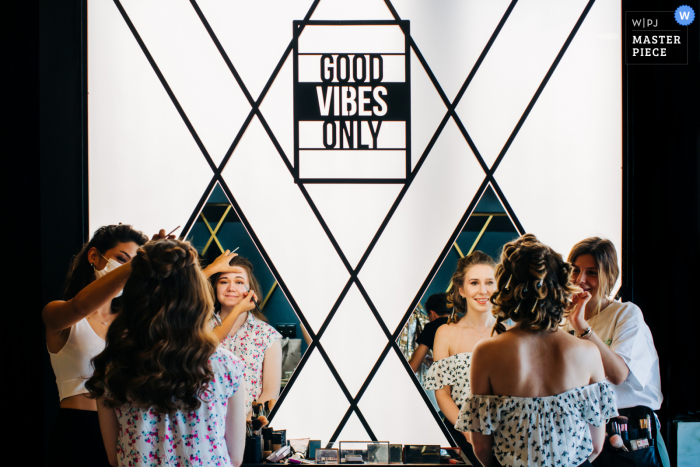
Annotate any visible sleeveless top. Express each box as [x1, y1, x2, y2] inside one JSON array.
[[48, 318, 106, 400], [456, 381, 618, 467], [423, 352, 472, 408]]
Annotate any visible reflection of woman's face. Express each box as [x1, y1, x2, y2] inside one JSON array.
[[459, 264, 496, 314], [216, 271, 250, 309], [571, 254, 600, 299]]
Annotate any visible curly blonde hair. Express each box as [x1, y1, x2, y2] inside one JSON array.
[[491, 234, 579, 335]]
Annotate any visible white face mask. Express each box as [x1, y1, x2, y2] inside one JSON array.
[[95, 255, 124, 297]]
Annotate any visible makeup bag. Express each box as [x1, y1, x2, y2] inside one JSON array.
[[593, 406, 663, 467]]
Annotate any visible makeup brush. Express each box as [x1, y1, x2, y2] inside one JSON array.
[[244, 285, 264, 315], [252, 416, 269, 431], [609, 434, 629, 451]]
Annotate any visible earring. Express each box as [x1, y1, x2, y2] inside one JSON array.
[[504, 274, 512, 291], [530, 298, 538, 313], [90, 262, 96, 271]]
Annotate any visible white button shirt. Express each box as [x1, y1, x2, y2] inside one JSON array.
[[564, 300, 663, 410]]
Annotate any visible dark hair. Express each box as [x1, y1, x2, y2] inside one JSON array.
[[63, 225, 148, 301], [86, 239, 217, 414], [446, 251, 496, 324], [491, 234, 578, 335], [425, 293, 450, 316], [568, 237, 619, 310], [209, 255, 266, 322]]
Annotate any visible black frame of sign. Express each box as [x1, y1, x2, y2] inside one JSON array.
[[79, 0, 630, 449]]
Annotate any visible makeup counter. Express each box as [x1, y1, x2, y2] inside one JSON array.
[[246, 401, 466, 466]]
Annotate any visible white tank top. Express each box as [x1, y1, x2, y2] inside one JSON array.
[[48, 318, 106, 400]]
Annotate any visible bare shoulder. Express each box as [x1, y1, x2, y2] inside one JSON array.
[[434, 321, 456, 340], [472, 331, 509, 360]]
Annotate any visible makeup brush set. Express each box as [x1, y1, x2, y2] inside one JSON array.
[[607, 415, 654, 452]]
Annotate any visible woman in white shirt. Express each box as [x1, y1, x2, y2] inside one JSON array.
[[565, 237, 669, 466]]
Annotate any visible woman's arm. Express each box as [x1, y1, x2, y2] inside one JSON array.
[[408, 344, 430, 373], [96, 397, 119, 467], [256, 340, 282, 404], [211, 292, 257, 342], [588, 424, 604, 462], [569, 293, 629, 384], [432, 327, 461, 426], [586, 332, 629, 385], [468, 341, 495, 466], [42, 263, 132, 333], [225, 383, 246, 467], [471, 432, 494, 467]]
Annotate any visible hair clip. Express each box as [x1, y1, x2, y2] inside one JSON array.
[[504, 274, 512, 291], [523, 283, 528, 294], [530, 298, 538, 313], [537, 273, 546, 289], [513, 301, 521, 314]]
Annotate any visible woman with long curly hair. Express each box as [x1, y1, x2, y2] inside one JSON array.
[[44, 224, 149, 467], [456, 234, 617, 467], [86, 239, 246, 467]]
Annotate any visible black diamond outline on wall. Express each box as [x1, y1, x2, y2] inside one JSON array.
[[105, 0, 597, 446]]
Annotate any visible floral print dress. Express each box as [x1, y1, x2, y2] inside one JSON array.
[[220, 312, 282, 413], [456, 381, 618, 467], [113, 348, 244, 466], [423, 353, 472, 409]]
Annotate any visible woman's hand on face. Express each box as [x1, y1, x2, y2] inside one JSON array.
[[232, 290, 257, 316], [569, 291, 592, 334], [209, 250, 243, 275]]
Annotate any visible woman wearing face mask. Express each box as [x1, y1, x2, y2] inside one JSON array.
[[43, 224, 151, 467], [424, 251, 498, 467], [564, 238, 669, 467], [210, 255, 282, 418]]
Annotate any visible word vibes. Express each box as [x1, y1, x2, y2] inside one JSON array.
[[316, 54, 387, 149]]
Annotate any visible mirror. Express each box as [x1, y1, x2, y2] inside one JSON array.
[[186, 183, 309, 400], [397, 184, 520, 412]]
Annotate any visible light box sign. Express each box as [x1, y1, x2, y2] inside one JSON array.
[[294, 21, 411, 183]]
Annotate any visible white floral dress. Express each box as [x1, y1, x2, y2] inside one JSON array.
[[423, 353, 472, 409], [220, 312, 282, 413], [456, 381, 618, 467], [113, 348, 244, 466]]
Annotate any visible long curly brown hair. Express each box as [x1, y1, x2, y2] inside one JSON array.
[[86, 239, 217, 413], [491, 234, 579, 335]]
